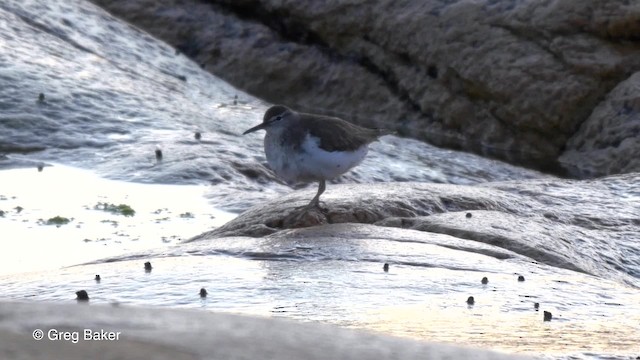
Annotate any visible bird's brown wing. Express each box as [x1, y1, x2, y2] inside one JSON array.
[[300, 113, 390, 152]]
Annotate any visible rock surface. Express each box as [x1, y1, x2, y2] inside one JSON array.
[[559, 72, 640, 177], [89, 0, 640, 176], [0, 301, 527, 360], [191, 173, 640, 287], [0, 0, 548, 213]]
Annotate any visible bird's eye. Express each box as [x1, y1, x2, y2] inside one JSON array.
[[273, 115, 282, 122]]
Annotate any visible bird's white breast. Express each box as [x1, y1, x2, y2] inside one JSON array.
[[264, 132, 368, 183]]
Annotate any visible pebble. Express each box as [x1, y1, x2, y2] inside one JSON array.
[[76, 290, 89, 301], [466, 296, 475, 305]]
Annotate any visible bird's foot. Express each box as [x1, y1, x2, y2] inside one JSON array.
[[282, 203, 327, 229], [300, 200, 327, 212]]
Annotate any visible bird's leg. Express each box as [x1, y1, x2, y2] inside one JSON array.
[[284, 179, 327, 228], [305, 179, 326, 209]]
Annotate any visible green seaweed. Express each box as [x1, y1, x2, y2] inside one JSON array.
[[94, 202, 135, 216], [46, 216, 71, 226]]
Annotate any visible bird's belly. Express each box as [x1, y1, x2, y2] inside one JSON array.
[[264, 137, 368, 183], [297, 145, 368, 180]]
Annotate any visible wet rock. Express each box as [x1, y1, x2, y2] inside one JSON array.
[[281, 207, 328, 229], [155, 148, 163, 161], [230, 161, 280, 183], [194, 132, 202, 140], [466, 213, 472, 218], [75, 290, 89, 301], [200, 288, 207, 298], [37, 93, 45, 103], [94, 275, 101, 282], [0, 0, 558, 218], [560, 72, 640, 177], [89, 0, 640, 175], [383, 263, 389, 272], [517, 275, 525, 282], [466, 296, 475, 305], [543, 311, 552, 322], [534, 302, 540, 310], [481, 277, 488, 285], [144, 261, 153, 272], [0, 301, 524, 359], [189, 174, 640, 288]]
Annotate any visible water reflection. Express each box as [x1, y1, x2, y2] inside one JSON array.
[[2, 249, 637, 358], [358, 301, 640, 356]]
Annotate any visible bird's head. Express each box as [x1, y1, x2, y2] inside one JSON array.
[[243, 105, 293, 135]]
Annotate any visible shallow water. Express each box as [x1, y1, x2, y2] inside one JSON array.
[[0, 0, 639, 358], [0, 165, 234, 275], [2, 234, 638, 358]]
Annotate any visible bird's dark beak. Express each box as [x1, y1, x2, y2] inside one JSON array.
[[242, 123, 267, 135]]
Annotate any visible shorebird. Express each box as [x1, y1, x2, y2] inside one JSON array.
[[243, 105, 392, 209]]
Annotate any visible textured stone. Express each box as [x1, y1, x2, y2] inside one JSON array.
[[0, 301, 527, 360], [560, 72, 640, 177], [191, 174, 640, 287], [90, 0, 640, 175]]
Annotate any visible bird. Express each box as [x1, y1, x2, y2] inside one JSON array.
[[243, 105, 392, 209]]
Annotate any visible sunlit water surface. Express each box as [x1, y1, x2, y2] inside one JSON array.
[[0, 165, 235, 275]]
